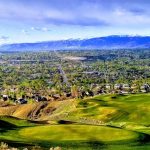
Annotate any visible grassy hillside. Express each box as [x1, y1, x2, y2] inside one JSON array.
[[0, 93, 150, 149], [45, 94, 150, 126]]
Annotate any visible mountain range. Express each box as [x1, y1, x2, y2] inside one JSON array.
[[0, 35, 150, 51]]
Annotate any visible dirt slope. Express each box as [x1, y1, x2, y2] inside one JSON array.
[[0, 102, 49, 120]]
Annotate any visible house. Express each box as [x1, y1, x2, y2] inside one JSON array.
[[131, 84, 137, 89], [88, 90, 94, 96], [64, 92, 71, 97], [120, 91, 129, 94], [35, 96, 42, 102], [2, 95, 8, 101], [122, 84, 130, 89], [105, 84, 111, 89], [52, 94, 60, 100], [16, 98, 27, 104], [97, 89, 105, 94], [141, 89, 146, 93], [140, 84, 150, 93], [37, 96, 47, 102], [114, 84, 122, 90], [32, 95, 47, 102]]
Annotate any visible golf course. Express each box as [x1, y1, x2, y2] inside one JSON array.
[[0, 93, 150, 149]]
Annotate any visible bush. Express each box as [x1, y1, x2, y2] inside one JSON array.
[[0, 142, 62, 150], [0, 142, 8, 150], [31, 146, 42, 150], [50, 147, 62, 150]]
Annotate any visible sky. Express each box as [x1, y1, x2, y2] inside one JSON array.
[[0, 0, 150, 44]]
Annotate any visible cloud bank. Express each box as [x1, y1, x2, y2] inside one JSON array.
[[0, 36, 9, 40], [0, 0, 149, 27]]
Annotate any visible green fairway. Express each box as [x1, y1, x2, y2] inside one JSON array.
[[47, 93, 150, 126]]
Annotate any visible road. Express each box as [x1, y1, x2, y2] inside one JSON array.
[[54, 50, 70, 87], [58, 64, 70, 87]]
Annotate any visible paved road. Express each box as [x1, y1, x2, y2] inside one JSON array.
[[58, 64, 70, 86], [54, 50, 70, 87]]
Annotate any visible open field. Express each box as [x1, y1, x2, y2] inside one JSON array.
[[0, 93, 150, 149]]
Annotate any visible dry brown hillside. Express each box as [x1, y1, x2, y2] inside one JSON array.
[[0, 101, 53, 120], [0, 100, 76, 121]]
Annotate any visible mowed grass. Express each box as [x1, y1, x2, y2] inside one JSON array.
[[0, 119, 141, 150], [19, 125, 138, 142]]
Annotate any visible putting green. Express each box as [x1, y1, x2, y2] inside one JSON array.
[[19, 124, 138, 142]]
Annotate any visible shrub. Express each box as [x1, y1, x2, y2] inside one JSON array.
[[0, 142, 8, 150], [31, 145, 42, 150], [50, 147, 62, 150]]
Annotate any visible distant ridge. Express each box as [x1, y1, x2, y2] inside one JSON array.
[[0, 35, 150, 51]]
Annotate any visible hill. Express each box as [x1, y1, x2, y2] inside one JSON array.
[[0, 35, 150, 51], [0, 94, 150, 125], [0, 94, 150, 149]]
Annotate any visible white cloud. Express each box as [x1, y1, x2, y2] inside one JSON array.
[[0, 36, 9, 40], [0, 36, 9, 44], [41, 27, 51, 32], [31, 27, 51, 32], [22, 29, 29, 35]]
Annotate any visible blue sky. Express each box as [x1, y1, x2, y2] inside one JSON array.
[[0, 0, 150, 44]]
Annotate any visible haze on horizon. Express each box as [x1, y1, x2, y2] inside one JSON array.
[[0, 0, 150, 45]]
